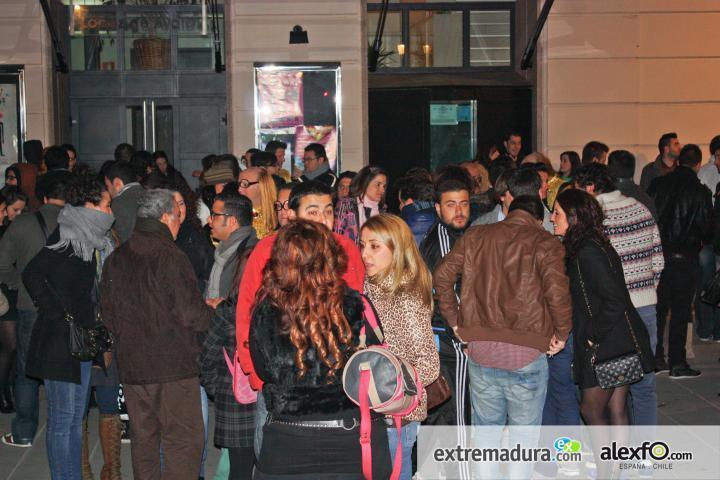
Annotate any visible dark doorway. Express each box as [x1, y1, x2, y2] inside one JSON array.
[[369, 86, 533, 179]]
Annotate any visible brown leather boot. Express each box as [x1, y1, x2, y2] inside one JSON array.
[[98, 414, 122, 480], [81, 417, 94, 480]]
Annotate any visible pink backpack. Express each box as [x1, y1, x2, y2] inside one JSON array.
[[342, 296, 422, 480], [224, 348, 258, 404]]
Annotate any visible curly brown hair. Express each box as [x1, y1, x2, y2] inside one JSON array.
[[554, 188, 611, 259], [256, 220, 353, 379]]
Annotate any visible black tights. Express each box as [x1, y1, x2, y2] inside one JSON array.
[[0, 321, 16, 392], [581, 385, 629, 479], [580, 385, 628, 426], [228, 446, 255, 480]]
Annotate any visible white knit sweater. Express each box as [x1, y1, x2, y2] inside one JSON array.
[[596, 190, 664, 308]]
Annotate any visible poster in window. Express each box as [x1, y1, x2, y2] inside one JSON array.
[[256, 70, 304, 129]]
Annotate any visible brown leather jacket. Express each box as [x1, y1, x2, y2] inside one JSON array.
[[433, 209, 572, 352]]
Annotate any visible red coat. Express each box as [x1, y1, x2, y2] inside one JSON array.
[[235, 232, 365, 390]]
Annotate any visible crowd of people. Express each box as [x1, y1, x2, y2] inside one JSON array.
[[0, 130, 716, 480]]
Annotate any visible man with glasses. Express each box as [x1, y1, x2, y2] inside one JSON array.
[[235, 181, 364, 459], [297, 143, 337, 189], [206, 191, 257, 309]]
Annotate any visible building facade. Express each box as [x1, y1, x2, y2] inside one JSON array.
[[1, 0, 718, 179]]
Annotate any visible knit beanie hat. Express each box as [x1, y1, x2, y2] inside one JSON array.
[[203, 165, 235, 185]]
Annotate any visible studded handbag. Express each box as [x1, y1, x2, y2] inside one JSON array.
[[576, 256, 644, 390]]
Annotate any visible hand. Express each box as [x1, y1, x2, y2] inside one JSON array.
[[206, 297, 224, 309], [546, 335, 566, 356], [103, 351, 113, 368], [292, 166, 303, 178], [452, 326, 467, 345]]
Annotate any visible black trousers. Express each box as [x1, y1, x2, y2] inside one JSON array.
[[656, 255, 699, 368], [228, 446, 255, 480]]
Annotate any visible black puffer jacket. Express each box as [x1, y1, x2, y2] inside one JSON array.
[[649, 166, 713, 257], [249, 288, 380, 420]]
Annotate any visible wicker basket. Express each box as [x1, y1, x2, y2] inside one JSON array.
[[133, 37, 170, 70]]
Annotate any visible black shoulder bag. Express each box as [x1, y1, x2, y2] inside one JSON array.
[[575, 248, 644, 389], [44, 277, 113, 362], [36, 213, 113, 361]]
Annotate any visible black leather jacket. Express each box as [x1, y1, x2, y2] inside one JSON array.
[[648, 166, 713, 257]]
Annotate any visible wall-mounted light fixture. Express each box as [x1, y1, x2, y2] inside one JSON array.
[[396, 43, 405, 56], [289, 25, 309, 44]]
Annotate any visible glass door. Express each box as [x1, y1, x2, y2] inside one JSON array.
[[125, 100, 174, 159], [429, 100, 477, 171]]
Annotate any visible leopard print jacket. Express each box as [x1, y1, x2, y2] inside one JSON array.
[[364, 277, 440, 422]]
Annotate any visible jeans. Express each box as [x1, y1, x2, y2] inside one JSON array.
[[468, 354, 549, 479], [656, 256, 699, 367], [541, 334, 580, 426], [45, 361, 92, 480], [254, 391, 267, 459], [94, 385, 120, 415], [696, 246, 720, 339], [629, 305, 658, 426], [386, 421, 419, 480], [12, 309, 41, 443]]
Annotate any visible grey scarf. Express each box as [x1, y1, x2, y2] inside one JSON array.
[[304, 161, 330, 180], [48, 205, 115, 262], [206, 226, 255, 299]]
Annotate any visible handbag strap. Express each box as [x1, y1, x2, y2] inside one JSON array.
[[358, 368, 403, 480], [576, 244, 642, 357], [43, 278, 73, 323], [35, 212, 49, 241], [359, 368, 373, 480], [358, 295, 385, 348]]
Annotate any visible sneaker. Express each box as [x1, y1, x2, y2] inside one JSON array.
[[669, 365, 701, 379], [699, 335, 713, 342], [654, 359, 669, 374], [120, 419, 131, 444], [1, 433, 32, 448]]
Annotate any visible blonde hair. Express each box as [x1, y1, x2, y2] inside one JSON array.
[[257, 168, 278, 233], [361, 213, 433, 308]]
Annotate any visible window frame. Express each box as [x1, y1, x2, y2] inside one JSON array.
[[67, 4, 224, 74], [367, 1, 515, 74]]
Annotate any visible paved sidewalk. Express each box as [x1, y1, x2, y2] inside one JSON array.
[[1, 340, 719, 478]]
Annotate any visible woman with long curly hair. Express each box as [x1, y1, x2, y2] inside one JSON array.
[[249, 220, 391, 479], [553, 189, 654, 478]]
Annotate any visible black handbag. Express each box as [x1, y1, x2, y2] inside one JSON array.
[[44, 279, 113, 362], [700, 269, 720, 306], [576, 254, 644, 390]]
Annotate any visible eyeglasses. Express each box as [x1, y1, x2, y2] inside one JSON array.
[[5, 176, 16, 181], [210, 211, 232, 219], [239, 179, 259, 188], [274, 200, 290, 211]]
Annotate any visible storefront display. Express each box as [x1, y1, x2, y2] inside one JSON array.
[[254, 64, 341, 173]]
